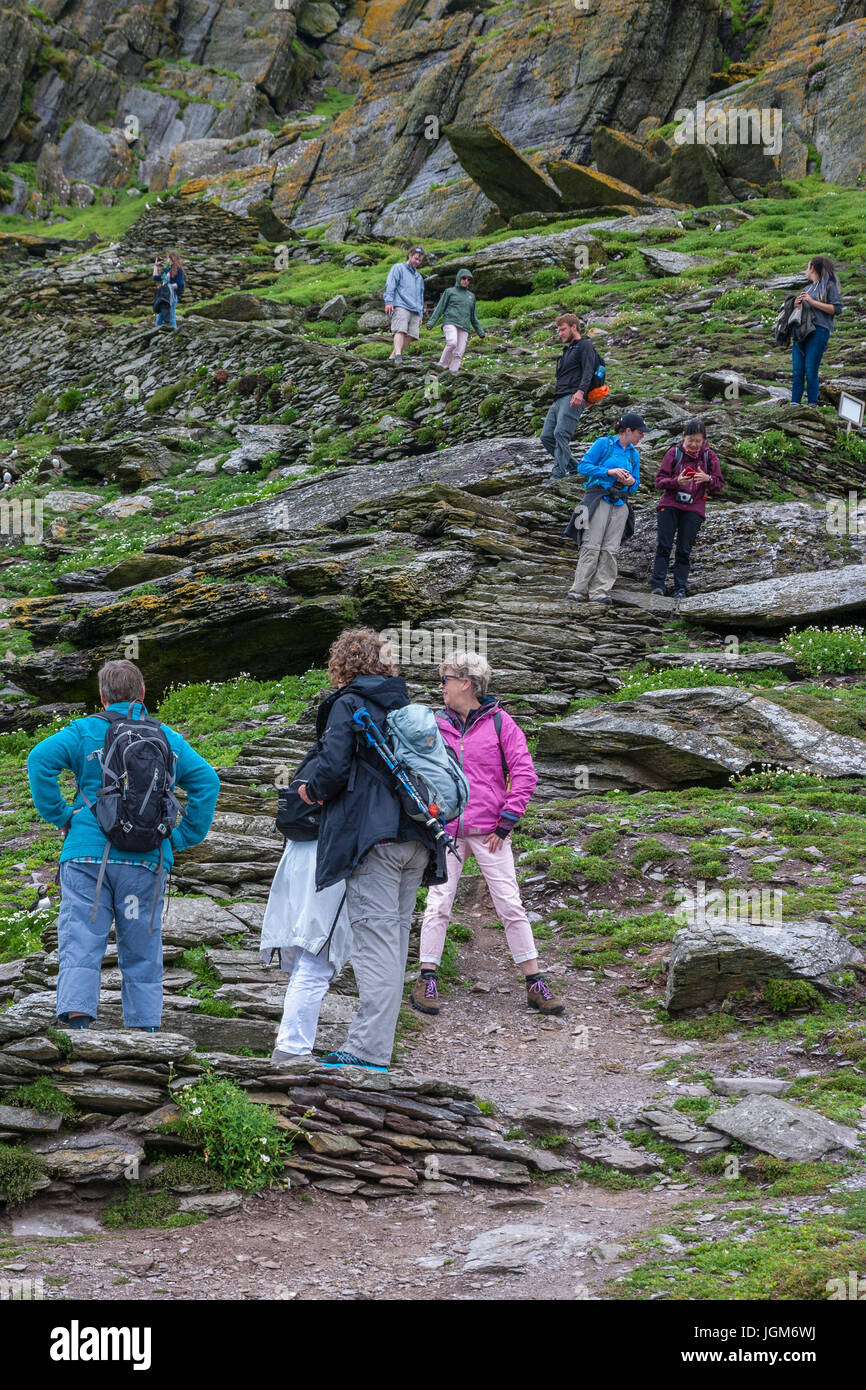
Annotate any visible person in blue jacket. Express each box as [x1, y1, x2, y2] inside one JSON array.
[[567, 412, 645, 605], [27, 660, 220, 1032], [152, 250, 186, 330], [384, 246, 426, 365]]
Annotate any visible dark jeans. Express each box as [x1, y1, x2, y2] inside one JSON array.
[[652, 507, 703, 593], [791, 325, 830, 405]]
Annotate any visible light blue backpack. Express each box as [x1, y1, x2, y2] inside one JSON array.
[[385, 704, 470, 822]]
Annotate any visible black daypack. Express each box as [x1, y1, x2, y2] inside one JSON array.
[[275, 748, 322, 842], [152, 283, 172, 315], [78, 707, 181, 930]]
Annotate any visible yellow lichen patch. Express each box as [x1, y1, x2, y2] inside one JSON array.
[[755, 0, 841, 62], [547, 161, 651, 209]]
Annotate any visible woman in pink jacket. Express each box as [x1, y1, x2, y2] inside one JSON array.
[[412, 650, 564, 1018]]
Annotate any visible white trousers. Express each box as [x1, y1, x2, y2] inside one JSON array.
[[275, 947, 334, 1055], [439, 324, 469, 372]]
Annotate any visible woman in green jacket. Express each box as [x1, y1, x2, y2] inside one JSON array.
[[427, 268, 485, 373]]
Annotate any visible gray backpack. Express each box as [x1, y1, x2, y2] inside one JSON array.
[[385, 704, 470, 822]]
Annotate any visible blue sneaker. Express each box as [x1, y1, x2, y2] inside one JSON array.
[[320, 1051, 388, 1072]]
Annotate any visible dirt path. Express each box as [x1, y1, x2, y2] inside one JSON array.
[[3, 907, 840, 1302]]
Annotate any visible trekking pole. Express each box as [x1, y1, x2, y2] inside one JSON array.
[[352, 709, 461, 857]]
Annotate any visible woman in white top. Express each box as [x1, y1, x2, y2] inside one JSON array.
[[261, 778, 351, 1065]]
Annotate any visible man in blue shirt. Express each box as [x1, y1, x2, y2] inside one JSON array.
[[568, 412, 645, 605], [28, 660, 220, 1032], [384, 246, 426, 365]]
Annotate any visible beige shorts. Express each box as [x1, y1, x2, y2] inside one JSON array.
[[390, 307, 421, 339]]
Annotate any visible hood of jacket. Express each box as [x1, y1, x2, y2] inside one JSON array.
[[455, 269, 474, 288], [346, 674, 409, 709], [315, 674, 409, 737]]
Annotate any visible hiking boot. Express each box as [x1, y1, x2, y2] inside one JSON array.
[[320, 1051, 388, 1072], [672, 588, 688, 600], [410, 972, 440, 1015], [54, 1013, 92, 1030], [590, 595, 613, 605], [567, 592, 589, 603], [525, 976, 565, 1016], [651, 586, 665, 596]]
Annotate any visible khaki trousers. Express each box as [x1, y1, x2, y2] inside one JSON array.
[[569, 501, 629, 600]]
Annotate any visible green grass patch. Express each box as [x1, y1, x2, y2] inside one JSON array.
[[7, 1077, 77, 1120], [102, 1188, 204, 1230], [156, 669, 327, 765], [0, 1144, 47, 1206]]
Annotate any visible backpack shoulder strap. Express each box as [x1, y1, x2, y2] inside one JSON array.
[[492, 709, 510, 787], [674, 444, 683, 468]]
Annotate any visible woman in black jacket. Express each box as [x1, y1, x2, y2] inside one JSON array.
[[297, 628, 444, 1072]]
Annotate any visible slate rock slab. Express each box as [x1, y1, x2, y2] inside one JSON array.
[[707, 1094, 861, 1161], [644, 650, 800, 676], [0, 992, 57, 1042], [27, 1132, 146, 1182], [679, 565, 866, 627], [2, 1035, 65, 1064], [54, 1078, 164, 1113], [537, 686, 866, 790], [638, 247, 713, 275], [434, 1154, 531, 1185], [505, 1100, 585, 1134], [64, 1028, 195, 1064], [464, 1223, 586, 1273], [176, 1192, 242, 1216], [0, 1103, 63, 1134], [665, 918, 863, 1011], [444, 121, 563, 216], [713, 1077, 793, 1098], [571, 1135, 664, 1173]]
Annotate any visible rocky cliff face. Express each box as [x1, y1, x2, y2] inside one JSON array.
[[4, 0, 866, 237]]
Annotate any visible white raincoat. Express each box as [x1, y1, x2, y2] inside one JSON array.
[[260, 838, 351, 975]]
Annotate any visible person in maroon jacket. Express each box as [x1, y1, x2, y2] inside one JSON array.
[[651, 419, 722, 599]]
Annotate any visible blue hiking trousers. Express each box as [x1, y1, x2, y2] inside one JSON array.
[[56, 861, 167, 1027]]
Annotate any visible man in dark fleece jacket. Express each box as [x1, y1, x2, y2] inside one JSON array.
[[540, 313, 600, 479], [297, 628, 445, 1072]]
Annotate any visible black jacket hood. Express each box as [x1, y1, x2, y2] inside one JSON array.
[[344, 674, 410, 710]]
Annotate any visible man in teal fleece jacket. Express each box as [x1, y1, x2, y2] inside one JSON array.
[[27, 659, 220, 1031]]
